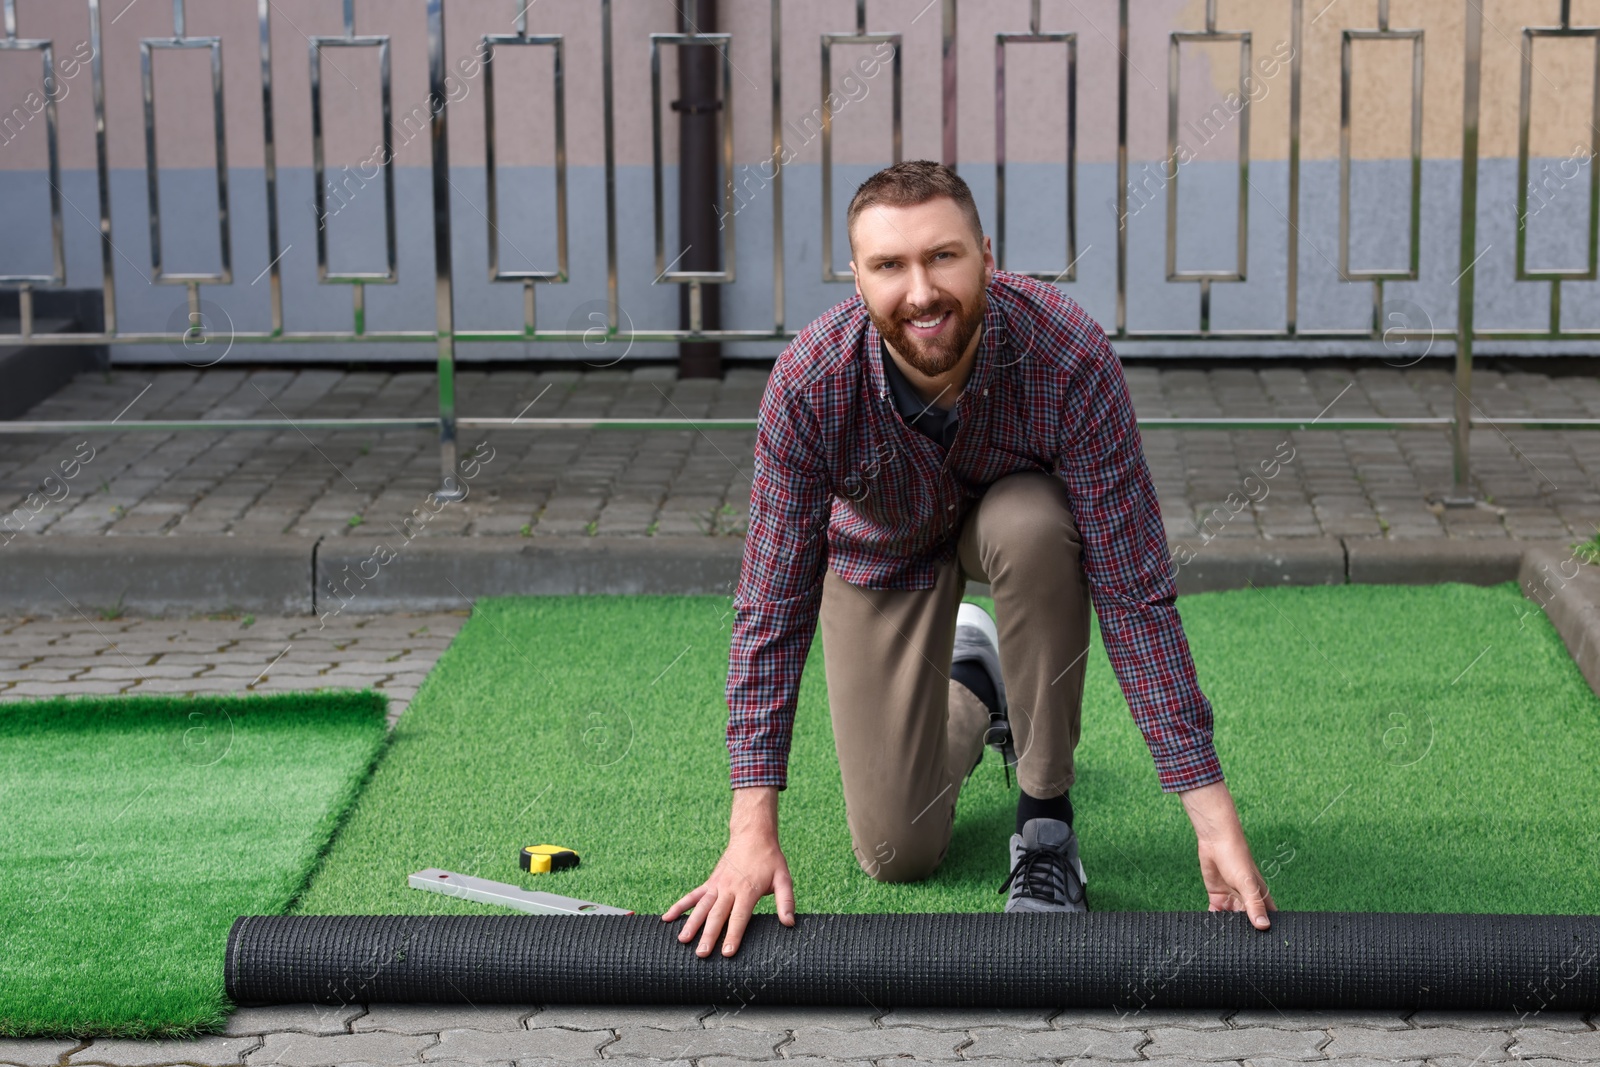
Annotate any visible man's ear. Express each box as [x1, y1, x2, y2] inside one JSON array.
[[981, 234, 995, 283], [849, 260, 861, 299]]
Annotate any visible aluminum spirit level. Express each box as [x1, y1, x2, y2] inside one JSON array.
[[408, 868, 633, 916]]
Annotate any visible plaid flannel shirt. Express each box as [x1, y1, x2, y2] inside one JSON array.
[[726, 270, 1223, 794]]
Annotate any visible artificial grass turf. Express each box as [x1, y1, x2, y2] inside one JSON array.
[[0, 692, 389, 1038], [294, 582, 1600, 921]]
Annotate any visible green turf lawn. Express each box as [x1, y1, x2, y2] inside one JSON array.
[[295, 583, 1600, 921], [0, 692, 389, 1038]]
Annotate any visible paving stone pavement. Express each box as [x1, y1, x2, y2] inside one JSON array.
[[3, 365, 1598, 545], [6, 1004, 1596, 1067], [0, 612, 464, 722]]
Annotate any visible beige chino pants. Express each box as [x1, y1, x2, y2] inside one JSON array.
[[818, 472, 1093, 883]]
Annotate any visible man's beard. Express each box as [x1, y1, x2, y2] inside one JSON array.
[[866, 283, 987, 378]]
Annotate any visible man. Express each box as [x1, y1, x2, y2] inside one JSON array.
[[663, 160, 1276, 958]]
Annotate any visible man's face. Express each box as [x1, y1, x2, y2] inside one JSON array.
[[849, 196, 995, 378]]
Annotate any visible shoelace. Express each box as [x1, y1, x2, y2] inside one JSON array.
[[997, 845, 1085, 906]]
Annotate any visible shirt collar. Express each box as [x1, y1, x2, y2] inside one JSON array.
[[861, 276, 1009, 404]]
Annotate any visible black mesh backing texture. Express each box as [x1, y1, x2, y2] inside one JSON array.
[[226, 912, 1600, 1010]]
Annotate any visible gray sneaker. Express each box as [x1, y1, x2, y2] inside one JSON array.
[[1000, 817, 1089, 913]]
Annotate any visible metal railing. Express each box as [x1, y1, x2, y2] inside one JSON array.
[[1, 0, 1598, 502]]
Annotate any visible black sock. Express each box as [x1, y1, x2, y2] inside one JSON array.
[[950, 659, 999, 717], [1017, 789, 1073, 833]]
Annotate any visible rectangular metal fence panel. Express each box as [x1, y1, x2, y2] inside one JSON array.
[[993, 0, 1077, 283]]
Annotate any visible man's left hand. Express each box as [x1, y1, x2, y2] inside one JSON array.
[[1179, 780, 1276, 929]]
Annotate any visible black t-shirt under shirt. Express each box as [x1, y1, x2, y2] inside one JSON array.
[[880, 339, 960, 450]]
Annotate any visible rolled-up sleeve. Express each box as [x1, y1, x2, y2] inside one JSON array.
[[1055, 331, 1224, 793], [725, 362, 832, 790]]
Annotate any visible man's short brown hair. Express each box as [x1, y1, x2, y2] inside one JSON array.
[[846, 160, 985, 252]]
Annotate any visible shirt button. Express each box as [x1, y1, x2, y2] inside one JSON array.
[[946, 504, 955, 510]]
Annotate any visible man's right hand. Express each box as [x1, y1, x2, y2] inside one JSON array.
[[662, 785, 796, 958]]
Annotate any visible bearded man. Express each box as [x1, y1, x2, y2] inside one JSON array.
[[663, 160, 1276, 958]]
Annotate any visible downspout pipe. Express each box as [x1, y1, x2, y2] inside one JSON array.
[[674, 0, 722, 379]]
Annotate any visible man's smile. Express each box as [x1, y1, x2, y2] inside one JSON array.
[[905, 310, 950, 338]]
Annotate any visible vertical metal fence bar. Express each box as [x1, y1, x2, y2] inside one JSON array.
[[650, 37, 666, 281], [820, 38, 835, 281], [1451, 0, 1484, 504], [1235, 36, 1250, 282], [140, 41, 162, 278], [1166, 33, 1180, 285], [770, 0, 784, 332], [378, 36, 395, 300], [1065, 32, 1076, 282], [1589, 30, 1599, 280], [891, 31, 902, 169], [0, 28, 67, 293], [212, 35, 232, 284], [996, 35, 1007, 263], [722, 34, 736, 287], [602, 0, 618, 332], [1406, 32, 1423, 282], [1338, 31, 1351, 280], [941, 0, 956, 168], [554, 39, 568, 287], [44, 58, 63, 298], [310, 38, 327, 282], [1287, 0, 1302, 335], [428, 0, 460, 498], [258, 0, 283, 336], [88, 0, 115, 334], [1115, 0, 1128, 335]]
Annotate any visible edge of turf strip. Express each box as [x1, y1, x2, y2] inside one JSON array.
[[0, 691, 392, 1039]]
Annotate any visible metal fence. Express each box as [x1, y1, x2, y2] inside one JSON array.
[[2, 0, 1598, 502]]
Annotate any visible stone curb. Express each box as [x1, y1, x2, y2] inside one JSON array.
[[0, 536, 1583, 617], [0, 537, 313, 617], [313, 536, 747, 615], [1519, 545, 1600, 698], [1172, 538, 1345, 595], [1345, 537, 1532, 586]]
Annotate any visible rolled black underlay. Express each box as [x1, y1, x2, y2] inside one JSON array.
[[226, 912, 1600, 1010]]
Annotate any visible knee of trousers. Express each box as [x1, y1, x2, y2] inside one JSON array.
[[979, 476, 1082, 558], [849, 813, 950, 884]]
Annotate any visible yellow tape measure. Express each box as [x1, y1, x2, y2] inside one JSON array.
[[519, 844, 579, 874]]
